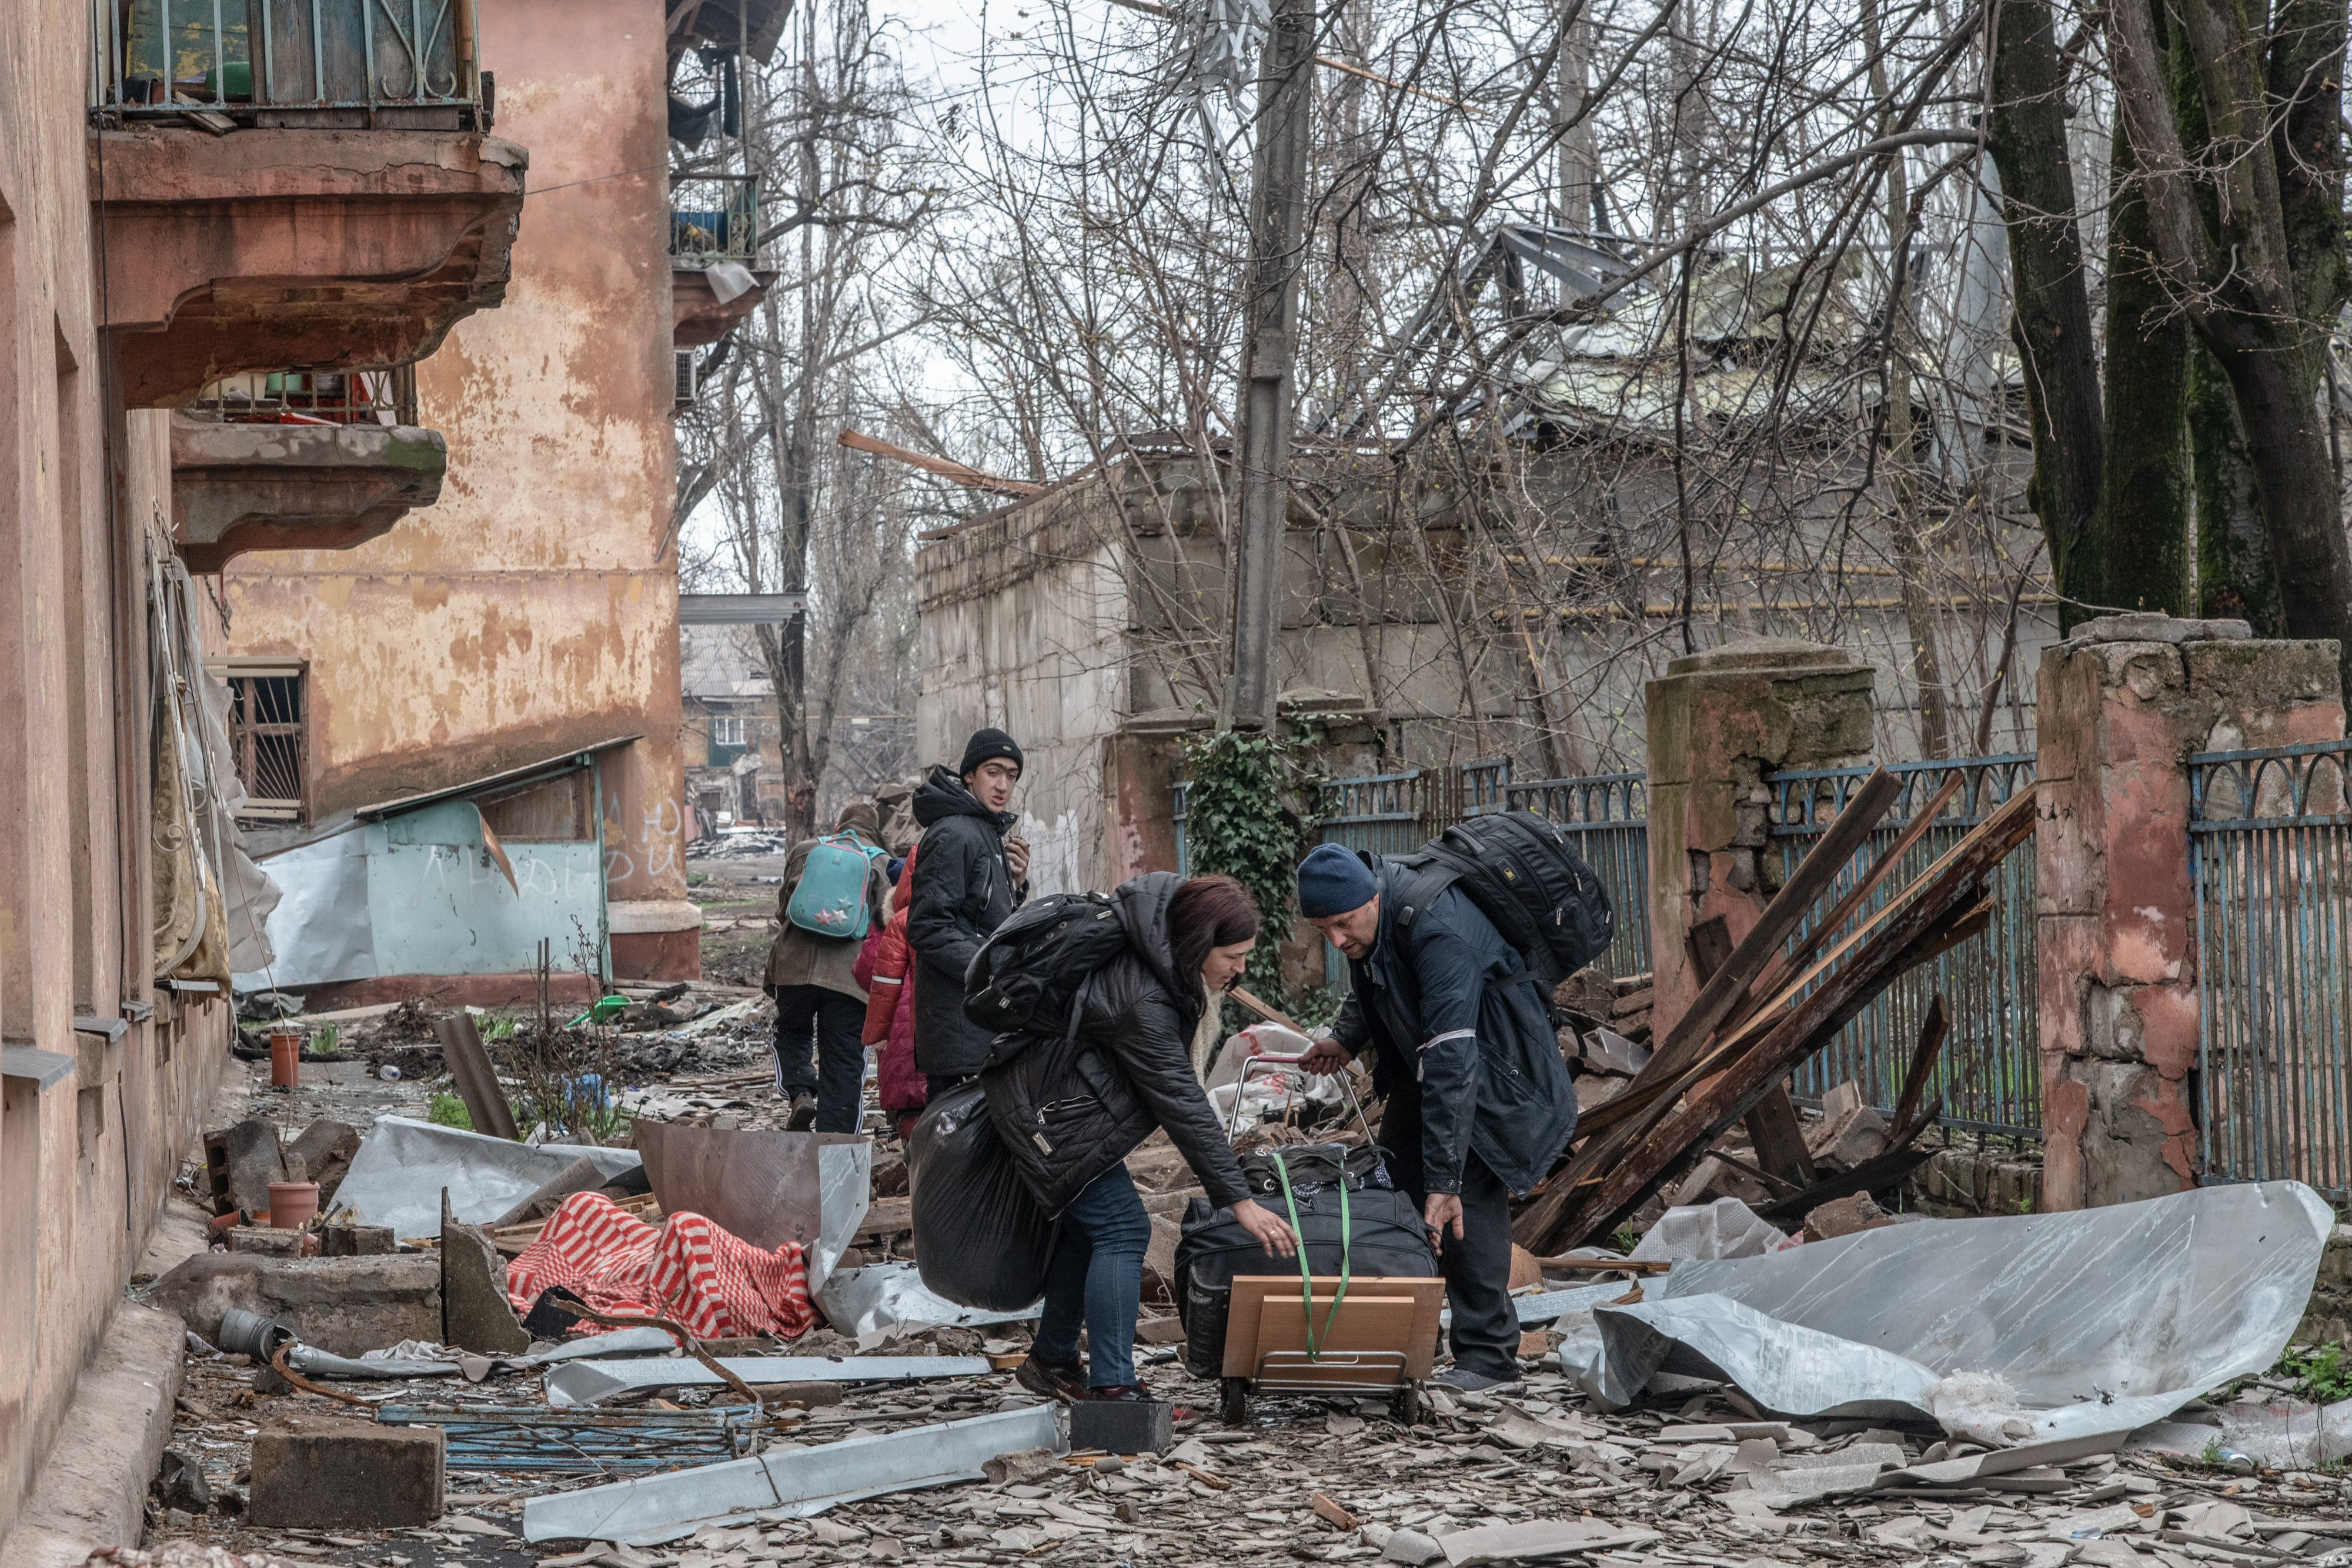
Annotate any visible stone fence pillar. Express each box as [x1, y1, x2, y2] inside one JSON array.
[[2036, 614, 2344, 1211], [1646, 639, 1877, 1037]]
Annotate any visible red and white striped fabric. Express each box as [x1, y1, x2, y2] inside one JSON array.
[[503, 1191, 817, 1340]]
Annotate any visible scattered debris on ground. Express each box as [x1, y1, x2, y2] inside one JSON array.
[[121, 804, 2350, 1568], [131, 1009, 2352, 1568]]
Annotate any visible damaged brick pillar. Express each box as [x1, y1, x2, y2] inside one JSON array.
[[2037, 615, 2344, 1211], [1645, 638, 1877, 1035]]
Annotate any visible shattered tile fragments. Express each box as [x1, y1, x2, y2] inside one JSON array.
[[126, 995, 2352, 1568]]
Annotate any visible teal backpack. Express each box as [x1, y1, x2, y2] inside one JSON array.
[[785, 834, 884, 940]]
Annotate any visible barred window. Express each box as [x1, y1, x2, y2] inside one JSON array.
[[222, 668, 307, 823]]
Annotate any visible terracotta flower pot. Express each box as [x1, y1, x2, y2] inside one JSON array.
[[268, 1181, 320, 1231], [268, 1027, 302, 1088]]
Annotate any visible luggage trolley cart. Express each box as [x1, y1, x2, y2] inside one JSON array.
[[1215, 1051, 1444, 1426]]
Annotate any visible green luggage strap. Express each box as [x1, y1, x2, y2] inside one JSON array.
[[1269, 1151, 1349, 1362]]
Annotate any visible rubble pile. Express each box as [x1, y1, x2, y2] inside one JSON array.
[[131, 1301, 2352, 1568], [116, 817, 2352, 1568], [687, 830, 798, 862]]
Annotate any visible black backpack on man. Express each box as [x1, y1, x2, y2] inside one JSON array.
[[1385, 808, 1614, 1004]]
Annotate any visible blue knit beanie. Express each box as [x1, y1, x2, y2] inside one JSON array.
[[1297, 843, 1379, 918]]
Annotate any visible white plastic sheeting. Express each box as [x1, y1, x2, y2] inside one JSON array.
[[817, 1262, 1043, 1337], [2125, 1398, 2352, 1470], [333, 1115, 643, 1240], [1627, 1198, 1792, 1263], [1560, 1181, 2333, 1443]]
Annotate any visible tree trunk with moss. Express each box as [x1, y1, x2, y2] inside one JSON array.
[[1985, 0, 2106, 627], [2089, 46, 2193, 619], [2189, 345, 2279, 627], [2110, 0, 2352, 683]]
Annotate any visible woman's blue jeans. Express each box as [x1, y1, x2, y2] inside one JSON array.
[[1033, 1164, 1152, 1388]]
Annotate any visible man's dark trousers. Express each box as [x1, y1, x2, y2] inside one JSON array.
[[1378, 1081, 1520, 1382], [770, 984, 866, 1134]]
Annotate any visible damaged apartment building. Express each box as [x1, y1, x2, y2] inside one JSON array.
[[917, 234, 2059, 897], [196, 2, 784, 1002], [1, 0, 777, 1557]]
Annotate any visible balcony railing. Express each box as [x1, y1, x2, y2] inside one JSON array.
[[92, 0, 485, 128], [670, 174, 761, 266], [185, 367, 420, 426]]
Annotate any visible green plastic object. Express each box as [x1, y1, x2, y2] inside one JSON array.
[[201, 61, 253, 102], [1271, 1151, 1349, 1362], [567, 994, 631, 1027]]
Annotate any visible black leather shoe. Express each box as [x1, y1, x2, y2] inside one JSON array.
[[1014, 1353, 1088, 1403]]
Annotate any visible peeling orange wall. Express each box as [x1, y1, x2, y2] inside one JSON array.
[[1, 2, 233, 1534], [218, 0, 689, 911]]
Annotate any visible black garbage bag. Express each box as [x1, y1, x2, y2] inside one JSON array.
[[908, 1080, 1059, 1312], [1173, 1149, 1437, 1380]]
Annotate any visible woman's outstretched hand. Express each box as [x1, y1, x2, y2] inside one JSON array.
[[1230, 1196, 1299, 1258]]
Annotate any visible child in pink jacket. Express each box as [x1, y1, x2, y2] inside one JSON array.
[[851, 850, 927, 1140]]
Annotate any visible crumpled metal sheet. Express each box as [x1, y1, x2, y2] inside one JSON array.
[[333, 1115, 642, 1240], [631, 1122, 870, 1291], [286, 1325, 679, 1379], [520, 1403, 1065, 1543], [542, 1353, 993, 1409], [817, 1262, 1043, 1337], [1560, 1181, 2333, 1442]]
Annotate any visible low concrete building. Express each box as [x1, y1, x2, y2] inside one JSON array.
[[915, 433, 2056, 898]]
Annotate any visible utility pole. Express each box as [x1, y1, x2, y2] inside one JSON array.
[[1222, 0, 1315, 732]]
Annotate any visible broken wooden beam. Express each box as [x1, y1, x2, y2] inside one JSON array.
[[1518, 785, 2036, 1252]]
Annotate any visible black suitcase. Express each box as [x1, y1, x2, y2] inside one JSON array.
[[1172, 1146, 1436, 1381]]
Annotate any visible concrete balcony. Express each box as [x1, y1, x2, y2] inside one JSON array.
[[171, 412, 445, 573], [670, 172, 769, 346], [673, 263, 774, 347], [93, 126, 526, 407]]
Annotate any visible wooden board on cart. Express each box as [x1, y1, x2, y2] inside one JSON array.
[[1222, 1276, 1445, 1383]]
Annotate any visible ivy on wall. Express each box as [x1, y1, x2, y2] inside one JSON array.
[[1180, 725, 1323, 1017]]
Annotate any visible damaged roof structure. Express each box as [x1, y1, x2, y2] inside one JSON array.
[[913, 215, 2052, 901], [230, 738, 639, 1000]]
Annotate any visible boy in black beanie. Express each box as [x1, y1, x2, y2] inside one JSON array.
[[904, 728, 1030, 1094]]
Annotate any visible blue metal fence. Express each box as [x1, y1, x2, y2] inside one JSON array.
[[1768, 755, 2040, 1137], [2191, 740, 2352, 1199]]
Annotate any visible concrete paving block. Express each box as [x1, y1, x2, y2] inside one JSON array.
[[249, 1420, 443, 1529], [1068, 1398, 1172, 1456], [141, 1252, 440, 1356]]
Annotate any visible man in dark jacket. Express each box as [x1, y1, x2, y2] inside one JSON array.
[[1295, 842, 1578, 1392], [907, 728, 1030, 1094]]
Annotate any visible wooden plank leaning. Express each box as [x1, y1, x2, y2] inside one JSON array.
[[1522, 787, 2036, 1251], [1509, 767, 1906, 1248]]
